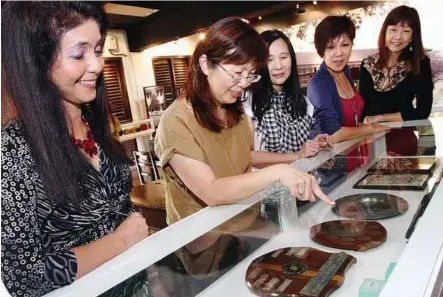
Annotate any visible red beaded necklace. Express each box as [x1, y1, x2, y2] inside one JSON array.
[[70, 117, 98, 158]]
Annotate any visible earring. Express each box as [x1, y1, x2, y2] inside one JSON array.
[[409, 42, 413, 52]]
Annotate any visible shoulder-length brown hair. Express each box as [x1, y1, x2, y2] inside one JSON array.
[[377, 5, 425, 75], [185, 17, 268, 133]]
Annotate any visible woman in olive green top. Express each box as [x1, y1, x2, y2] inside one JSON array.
[[154, 17, 334, 228]]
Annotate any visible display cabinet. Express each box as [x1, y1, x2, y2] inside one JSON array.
[[39, 117, 443, 297]]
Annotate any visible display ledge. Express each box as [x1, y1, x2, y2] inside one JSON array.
[[117, 118, 155, 142], [117, 129, 154, 142], [120, 118, 154, 130]]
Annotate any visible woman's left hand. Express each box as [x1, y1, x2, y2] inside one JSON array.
[[363, 115, 383, 124], [299, 140, 320, 158], [314, 133, 333, 149]]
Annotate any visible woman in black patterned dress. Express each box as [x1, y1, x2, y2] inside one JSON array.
[[1, 2, 150, 296], [359, 5, 433, 124]]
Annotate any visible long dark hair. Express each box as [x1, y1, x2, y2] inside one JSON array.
[[251, 30, 306, 123], [185, 17, 268, 133], [377, 5, 425, 75], [1, 2, 129, 206]]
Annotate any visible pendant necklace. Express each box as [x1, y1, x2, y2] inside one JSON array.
[[70, 116, 98, 158]]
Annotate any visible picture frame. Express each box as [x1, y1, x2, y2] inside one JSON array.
[[367, 157, 436, 174], [353, 173, 430, 191], [144, 85, 166, 115]]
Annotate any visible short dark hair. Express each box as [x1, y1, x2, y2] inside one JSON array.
[[314, 15, 356, 57], [185, 17, 268, 133], [377, 5, 425, 75], [2, 2, 129, 206], [251, 29, 306, 123]]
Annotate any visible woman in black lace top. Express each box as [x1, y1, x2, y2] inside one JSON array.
[[359, 5, 434, 124], [1, 2, 150, 296]]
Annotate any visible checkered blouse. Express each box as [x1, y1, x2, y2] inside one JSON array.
[[243, 90, 316, 153]]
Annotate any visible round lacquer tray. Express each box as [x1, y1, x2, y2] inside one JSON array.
[[332, 193, 408, 220], [310, 220, 387, 252], [245, 247, 356, 297]]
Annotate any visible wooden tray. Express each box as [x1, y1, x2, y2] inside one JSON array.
[[245, 247, 356, 297], [310, 220, 387, 252]]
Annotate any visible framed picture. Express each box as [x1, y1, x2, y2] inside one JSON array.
[[367, 157, 436, 174], [144, 86, 166, 115], [353, 173, 430, 191]]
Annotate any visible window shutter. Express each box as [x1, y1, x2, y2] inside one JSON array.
[[121, 139, 138, 162], [103, 58, 132, 124], [152, 58, 175, 105], [152, 56, 190, 109], [171, 57, 190, 102], [103, 58, 137, 161]]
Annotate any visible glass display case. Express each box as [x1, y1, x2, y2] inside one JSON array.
[[42, 117, 443, 297]]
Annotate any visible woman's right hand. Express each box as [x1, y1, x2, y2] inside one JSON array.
[[114, 212, 150, 250], [276, 164, 335, 205], [363, 115, 383, 124], [369, 123, 391, 133]]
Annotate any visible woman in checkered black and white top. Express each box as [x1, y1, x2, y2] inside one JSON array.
[[243, 30, 333, 168]]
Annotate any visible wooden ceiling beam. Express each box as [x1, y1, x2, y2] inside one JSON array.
[[126, 1, 285, 51], [125, 1, 380, 51]]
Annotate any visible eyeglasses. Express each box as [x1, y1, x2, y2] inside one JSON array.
[[216, 63, 261, 83]]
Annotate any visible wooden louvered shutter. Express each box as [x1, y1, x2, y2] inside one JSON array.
[[103, 58, 136, 161], [103, 58, 133, 124], [152, 56, 190, 109], [120, 139, 137, 161], [170, 57, 190, 106], [152, 58, 175, 106]]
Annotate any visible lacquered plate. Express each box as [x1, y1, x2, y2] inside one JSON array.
[[332, 193, 408, 220], [245, 247, 356, 297], [310, 220, 387, 252]]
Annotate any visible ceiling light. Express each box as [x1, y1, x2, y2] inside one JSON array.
[[241, 18, 250, 24], [313, 0, 317, 4], [296, 3, 300, 9], [258, 16, 263, 20], [104, 3, 158, 17]]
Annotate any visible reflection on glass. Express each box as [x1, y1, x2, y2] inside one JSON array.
[[416, 123, 437, 156], [102, 198, 281, 297], [368, 156, 436, 174], [98, 268, 153, 297], [297, 141, 377, 216], [385, 121, 436, 157], [309, 143, 373, 191]]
